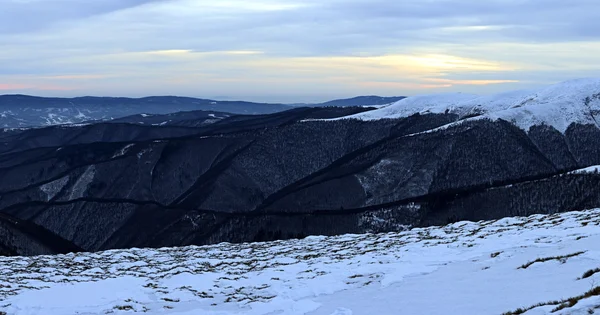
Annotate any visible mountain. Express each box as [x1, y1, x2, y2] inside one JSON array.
[[0, 94, 404, 129], [2, 208, 600, 314], [337, 78, 600, 133], [102, 110, 233, 127], [1, 79, 600, 257], [0, 95, 292, 128], [308, 95, 406, 107]]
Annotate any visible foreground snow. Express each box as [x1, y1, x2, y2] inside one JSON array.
[[2, 210, 600, 315], [332, 78, 600, 133]]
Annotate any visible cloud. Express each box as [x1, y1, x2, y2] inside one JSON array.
[[0, 0, 163, 34], [0, 0, 599, 101], [0, 83, 31, 90], [0, 82, 74, 91]]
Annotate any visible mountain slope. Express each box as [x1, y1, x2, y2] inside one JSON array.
[[2, 79, 600, 256], [337, 78, 600, 133], [2, 209, 600, 315]]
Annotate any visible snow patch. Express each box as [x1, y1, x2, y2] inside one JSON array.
[[69, 165, 95, 199], [137, 148, 151, 159], [112, 143, 135, 158], [40, 176, 69, 201], [74, 111, 89, 119], [569, 165, 600, 174], [151, 121, 169, 126]]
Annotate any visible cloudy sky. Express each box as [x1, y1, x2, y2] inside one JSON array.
[[1, 0, 600, 102]]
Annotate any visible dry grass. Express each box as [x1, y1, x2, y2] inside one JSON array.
[[518, 251, 586, 269], [503, 286, 600, 314], [581, 268, 600, 280]]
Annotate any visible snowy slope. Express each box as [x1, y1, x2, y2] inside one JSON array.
[[340, 92, 480, 120], [3, 209, 600, 315], [570, 165, 600, 174], [335, 78, 600, 133]]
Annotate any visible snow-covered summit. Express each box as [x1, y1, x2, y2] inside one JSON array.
[[3, 209, 600, 314], [336, 78, 600, 133]]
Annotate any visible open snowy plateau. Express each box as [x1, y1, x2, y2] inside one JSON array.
[[2, 209, 600, 315], [331, 78, 600, 134]]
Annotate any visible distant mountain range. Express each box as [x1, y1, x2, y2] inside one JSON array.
[[0, 94, 404, 128], [0, 95, 289, 128], [291, 96, 406, 107], [313, 95, 406, 107]]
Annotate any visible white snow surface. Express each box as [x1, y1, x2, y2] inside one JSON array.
[[333, 78, 600, 133], [4, 209, 600, 315], [570, 165, 600, 174]]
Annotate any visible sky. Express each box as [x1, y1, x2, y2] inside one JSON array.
[[1, 0, 600, 103]]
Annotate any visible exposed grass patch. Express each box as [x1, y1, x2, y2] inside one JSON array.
[[552, 286, 600, 312], [114, 305, 134, 311], [503, 286, 600, 314], [143, 282, 158, 289], [161, 297, 180, 303], [518, 251, 586, 269], [502, 300, 562, 315], [581, 268, 600, 280]]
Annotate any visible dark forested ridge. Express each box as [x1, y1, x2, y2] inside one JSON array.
[[2, 104, 600, 256]]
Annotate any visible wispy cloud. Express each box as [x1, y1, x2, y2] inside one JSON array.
[[0, 83, 31, 90], [40, 74, 114, 80], [0, 83, 75, 91]]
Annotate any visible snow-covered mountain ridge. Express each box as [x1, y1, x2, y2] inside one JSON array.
[[3, 209, 600, 315], [334, 78, 600, 133]]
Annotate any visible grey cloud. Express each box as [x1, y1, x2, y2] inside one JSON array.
[[0, 0, 162, 34], [5, 0, 600, 58], [1, 0, 600, 99]]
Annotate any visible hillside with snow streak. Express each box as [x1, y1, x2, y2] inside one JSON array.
[[3, 209, 600, 315], [335, 78, 600, 133]]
